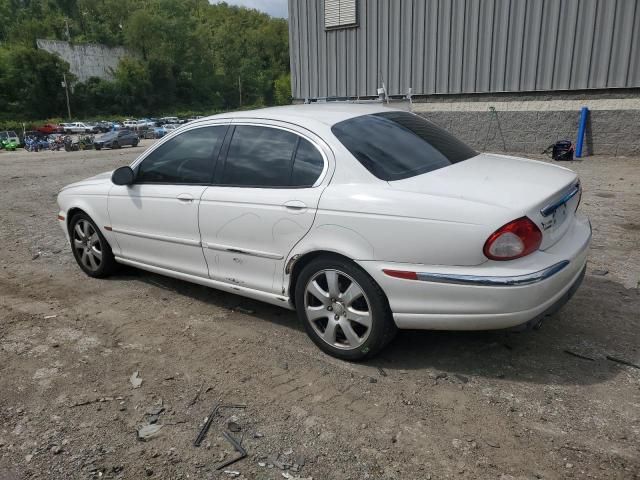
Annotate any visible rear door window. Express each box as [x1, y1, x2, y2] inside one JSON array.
[[332, 111, 477, 181], [292, 138, 325, 187], [219, 126, 300, 187]]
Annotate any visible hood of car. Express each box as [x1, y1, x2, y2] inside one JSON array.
[[388, 153, 577, 212], [59, 171, 113, 192]]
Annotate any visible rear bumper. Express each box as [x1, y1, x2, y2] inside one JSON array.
[[358, 214, 591, 331]]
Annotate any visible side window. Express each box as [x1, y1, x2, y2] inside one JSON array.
[[220, 126, 298, 187], [137, 126, 226, 184], [292, 138, 324, 187]]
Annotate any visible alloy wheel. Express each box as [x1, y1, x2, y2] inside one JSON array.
[[304, 269, 372, 350], [72, 219, 103, 272]]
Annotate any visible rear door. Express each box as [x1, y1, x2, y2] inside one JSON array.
[[199, 122, 329, 294]]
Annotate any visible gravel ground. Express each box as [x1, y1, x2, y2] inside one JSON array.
[[0, 144, 639, 480]]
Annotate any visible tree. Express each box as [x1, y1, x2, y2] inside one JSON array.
[[0, 0, 291, 120], [274, 73, 291, 105]]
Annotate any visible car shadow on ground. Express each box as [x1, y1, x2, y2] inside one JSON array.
[[108, 268, 638, 387]]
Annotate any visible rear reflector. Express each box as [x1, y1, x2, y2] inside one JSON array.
[[57, 214, 65, 221], [383, 269, 418, 280]]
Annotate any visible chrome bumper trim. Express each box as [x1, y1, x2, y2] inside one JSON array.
[[541, 182, 580, 217], [415, 260, 570, 286]]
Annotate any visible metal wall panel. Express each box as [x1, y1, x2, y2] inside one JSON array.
[[289, 0, 640, 99]]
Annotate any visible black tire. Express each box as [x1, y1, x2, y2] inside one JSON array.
[[295, 255, 397, 361], [69, 213, 118, 278], [132, 138, 139, 147], [95, 145, 102, 151], [112, 140, 120, 149]]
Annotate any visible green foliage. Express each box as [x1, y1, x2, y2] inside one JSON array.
[[0, 46, 71, 119], [0, 0, 290, 120], [274, 73, 292, 105]]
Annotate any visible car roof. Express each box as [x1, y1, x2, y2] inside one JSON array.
[[202, 103, 402, 127]]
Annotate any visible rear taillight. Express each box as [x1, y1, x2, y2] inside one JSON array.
[[483, 217, 542, 261]]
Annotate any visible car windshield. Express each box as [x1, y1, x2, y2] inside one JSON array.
[[332, 111, 478, 181], [0, 132, 7, 139], [101, 131, 117, 139]]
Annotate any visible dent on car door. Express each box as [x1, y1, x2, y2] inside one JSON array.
[[107, 125, 227, 276], [199, 124, 327, 294]]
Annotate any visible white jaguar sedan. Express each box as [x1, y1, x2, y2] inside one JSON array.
[[57, 104, 591, 360]]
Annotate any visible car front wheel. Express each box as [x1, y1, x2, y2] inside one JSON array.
[[295, 256, 397, 360], [69, 213, 117, 278]]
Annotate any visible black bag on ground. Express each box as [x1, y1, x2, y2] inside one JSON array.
[[551, 140, 574, 161]]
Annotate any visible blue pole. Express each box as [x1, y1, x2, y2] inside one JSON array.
[[575, 107, 588, 158]]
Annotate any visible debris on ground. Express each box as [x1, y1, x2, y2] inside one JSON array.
[[592, 269, 609, 276], [187, 381, 205, 406], [216, 431, 248, 470], [129, 371, 143, 389], [234, 306, 255, 315], [282, 473, 313, 480], [227, 418, 242, 432], [606, 354, 640, 369], [194, 403, 219, 447], [563, 349, 596, 361], [137, 424, 163, 441]]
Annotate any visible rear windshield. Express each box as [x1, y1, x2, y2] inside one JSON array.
[[332, 111, 477, 181]]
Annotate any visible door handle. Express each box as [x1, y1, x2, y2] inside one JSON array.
[[177, 193, 194, 203], [284, 200, 307, 211]]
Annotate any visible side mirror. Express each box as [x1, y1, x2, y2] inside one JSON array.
[[111, 166, 135, 186]]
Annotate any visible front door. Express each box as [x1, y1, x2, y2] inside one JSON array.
[[108, 124, 228, 277], [199, 123, 328, 294]]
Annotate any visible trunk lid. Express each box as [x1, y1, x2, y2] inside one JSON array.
[[388, 153, 579, 250]]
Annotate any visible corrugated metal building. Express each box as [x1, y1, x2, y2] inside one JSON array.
[[288, 0, 640, 156]]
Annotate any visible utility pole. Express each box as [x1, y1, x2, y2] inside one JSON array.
[[238, 76, 242, 107], [62, 73, 72, 120]]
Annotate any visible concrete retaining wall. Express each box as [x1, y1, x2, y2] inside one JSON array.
[[36, 39, 130, 82], [413, 89, 640, 157]]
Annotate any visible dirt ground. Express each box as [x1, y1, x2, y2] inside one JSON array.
[[0, 143, 639, 480]]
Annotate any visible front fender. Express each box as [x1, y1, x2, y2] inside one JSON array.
[[57, 189, 118, 254]]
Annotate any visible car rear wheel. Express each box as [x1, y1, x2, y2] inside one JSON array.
[[112, 140, 120, 149], [132, 138, 139, 147], [295, 256, 396, 360], [69, 213, 117, 278]]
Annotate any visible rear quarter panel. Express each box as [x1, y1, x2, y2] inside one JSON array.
[[290, 183, 507, 267]]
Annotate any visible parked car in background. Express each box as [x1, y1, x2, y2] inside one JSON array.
[[93, 121, 113, 133], [65, 122, 98, 134], [93, 129, 139, 150], [186, 116, 204, 123], [154, 123, 178, 138], [136, 119, 156, 129], [159, 116, 179, 125], [123, 120, 138, 129], [56, 104, 591, 360], [0, 131, 20, 149], [37, 124, 64, 135]]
